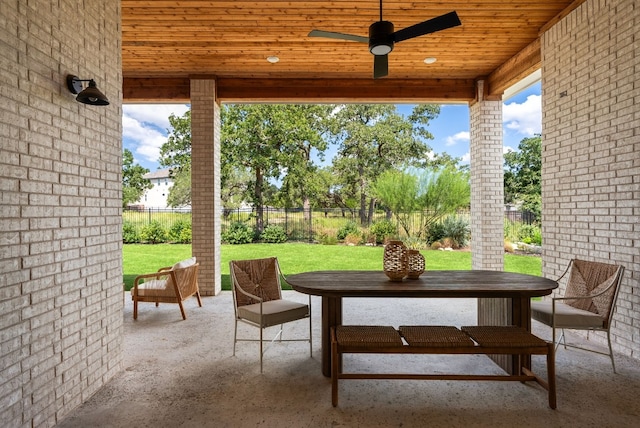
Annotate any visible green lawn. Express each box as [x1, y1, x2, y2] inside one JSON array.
[[123, 243, 541, 291]]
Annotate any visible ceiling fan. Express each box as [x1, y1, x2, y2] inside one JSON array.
[[308, 0, 461, 79]]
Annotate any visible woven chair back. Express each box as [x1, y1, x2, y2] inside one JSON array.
[[173, 263, 199, 297], [230, 257, 282, 307], [565, 259, 622, 321]]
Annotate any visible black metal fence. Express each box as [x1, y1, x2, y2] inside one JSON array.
[[123, 207, 535, 243]]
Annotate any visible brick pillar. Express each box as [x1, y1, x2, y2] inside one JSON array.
[[470, 80, 504, 271], [190, 79, 222, 295], [470, 80, 511, 371]]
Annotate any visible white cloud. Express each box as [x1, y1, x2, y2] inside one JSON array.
[[503, 95, 541, 136], [461, 152, 470, 163], [123, 104, 189, 131], [122, 104, 190, 164], [445, 131, 470, 147]]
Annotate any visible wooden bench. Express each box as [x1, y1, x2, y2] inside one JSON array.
[[331, 325, 556, 409]]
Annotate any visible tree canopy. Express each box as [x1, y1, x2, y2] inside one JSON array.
[[122, 149, 151, 208], [504, 135, 541, 219], [373, 167, 470, 237], [153, 103, 470, 230]]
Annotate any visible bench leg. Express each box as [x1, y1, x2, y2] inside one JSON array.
[[331, 335, 339, 407]]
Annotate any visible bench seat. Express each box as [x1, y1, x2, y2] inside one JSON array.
[[331, 325, 556, 409]]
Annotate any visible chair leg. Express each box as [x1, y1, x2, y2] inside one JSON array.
[[309, 312, 313, 357], [233, 319, 238, 356], [607, 330, 617, 374], [195, 291, 203, 307], [178, 301, 187, 320], [133, 298, 138, 320], [260, 327, 264, 374]]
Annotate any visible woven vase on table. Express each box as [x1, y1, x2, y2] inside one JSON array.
[[406, 250, 425, 279], [383, 240, 408, 282]]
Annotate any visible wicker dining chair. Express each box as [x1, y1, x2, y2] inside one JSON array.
[[229, 257, 312, 372], [531, 258, 625, 372]]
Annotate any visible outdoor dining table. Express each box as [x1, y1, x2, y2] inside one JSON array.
[[286, 270, 558, 377]]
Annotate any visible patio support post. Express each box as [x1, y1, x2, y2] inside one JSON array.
[[470, 80, 504, 272], [470, 80, 513, 372], [191, 79, 222, 295]]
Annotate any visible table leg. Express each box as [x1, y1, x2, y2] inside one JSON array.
[[512, 297, 532, 370], [322, 296, 342, 377]]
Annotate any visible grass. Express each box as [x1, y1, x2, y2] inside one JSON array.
[[123, 243, 541, 291]]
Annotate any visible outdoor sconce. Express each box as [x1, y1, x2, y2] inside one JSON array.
[[66, 75, 110, 106]]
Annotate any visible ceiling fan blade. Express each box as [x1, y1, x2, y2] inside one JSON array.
[[373, 55, 388, 79], [308, 29, 368, 43], [392, 11, 461, 43]]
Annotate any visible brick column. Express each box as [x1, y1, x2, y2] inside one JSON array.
[[190, 79, 222, 295], [470, 80, 504, 271], [470, 81, 510, 371]]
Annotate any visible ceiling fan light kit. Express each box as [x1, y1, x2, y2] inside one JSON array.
[[369, 20, 394, 55], [308, 0, 461, 79]]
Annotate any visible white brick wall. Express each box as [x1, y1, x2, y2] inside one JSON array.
[[470, 89, 505, 271], [191, 80, 223, 296], [541, 0, 639, 357], [0, 1, 123, 426]]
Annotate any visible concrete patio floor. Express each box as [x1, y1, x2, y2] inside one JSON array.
[[57, 291, 640, 427]]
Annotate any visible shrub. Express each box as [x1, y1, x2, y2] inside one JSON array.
[[178, 226, 192, 244], [441, 215, 470, 249], [403, 236, 427, 250], [343, 232, 362, 246], [337, 221, 359, 240], [518, 224, 542, 245], [169, 219, 192, 243], [504, 241, 515, 253], [222, 221, 255, 244], [369, 219, 397, 244], [260, 224, 288, 243], [318, 232, 338, 245], [425, 221, 446, 245], [122, 222, 139, 244], [140, 220, 167, 244]]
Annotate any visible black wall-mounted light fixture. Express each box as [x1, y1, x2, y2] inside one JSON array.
[[66, 75, 110, 106]]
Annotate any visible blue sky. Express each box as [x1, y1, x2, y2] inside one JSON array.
[[123, 82, 541, 172]]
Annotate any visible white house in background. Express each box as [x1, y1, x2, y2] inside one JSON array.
[[135, 168, 176, 209]]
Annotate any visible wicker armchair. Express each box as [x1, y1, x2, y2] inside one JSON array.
[[132, 257, 202, 320], [230, 257, 312, 372], [531, 258, 625, 372]]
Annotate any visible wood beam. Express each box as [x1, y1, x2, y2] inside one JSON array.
[[486, 38, 541, 99], [123, 77, 191, 102], [123, 77, 476, 103]]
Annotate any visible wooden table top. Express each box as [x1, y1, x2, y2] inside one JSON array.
[[286, 270, 557, 299]]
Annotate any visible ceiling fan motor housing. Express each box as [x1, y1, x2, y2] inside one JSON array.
[[369, 20, 394, 55]]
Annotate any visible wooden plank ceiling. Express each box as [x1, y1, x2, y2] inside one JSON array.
[[121, 0, 582, 103]]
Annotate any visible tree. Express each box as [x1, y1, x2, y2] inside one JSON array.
[[221, 104, 329, 233], [327, 104, 441, 225], [159, 111, 193, 207], [165, 165, 191, 208], [373, 167, 470, 238], [122, 149, 151, 208], [504, 135, 541, 220]]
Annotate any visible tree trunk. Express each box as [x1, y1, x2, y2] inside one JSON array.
[[303, 197, 311, 221], [255, 168, 264, 234], [367, 198, 376, 226], [358, 169, 367, 225]]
